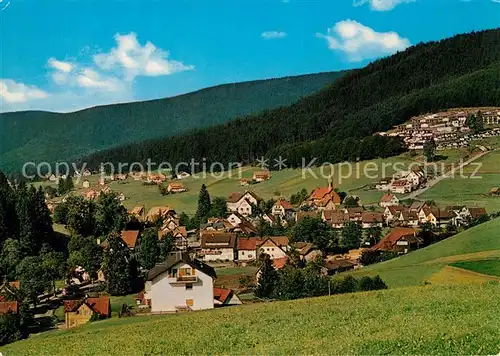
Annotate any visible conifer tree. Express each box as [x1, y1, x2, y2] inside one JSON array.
[[104, 234, 133, 296], [255, 255, 278, 299], [195, 184, 211, 224]]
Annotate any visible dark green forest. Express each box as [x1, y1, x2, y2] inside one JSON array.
[[81, 29, 500, 170], [0, 71, 344, 173]]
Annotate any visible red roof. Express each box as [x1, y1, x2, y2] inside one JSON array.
[[310, 186, 332, 200], [87, 296, 110, 316], [121, 230, 140, 248], [0, 301, 18, 314], [275, 199, 293, 210], [371, 228, 420, 252], [64, 296, 110, 317], [272, 257, 288, 270], [213, 288, 233, 304], [237, 237, 258, 250]]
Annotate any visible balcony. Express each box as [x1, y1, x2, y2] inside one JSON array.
[[168, 275, 199, 284]]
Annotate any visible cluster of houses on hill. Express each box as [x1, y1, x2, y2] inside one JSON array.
[[376, 107, 500, 150], [375, 168, 427, 194]]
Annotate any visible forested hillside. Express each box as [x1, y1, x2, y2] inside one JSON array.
[[82, 29, 500, 170], [0, 71, 344, 173]]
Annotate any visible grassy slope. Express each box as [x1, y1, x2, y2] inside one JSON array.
[[0, 71, 344, 173], [3, 283, 500, 355], [350, 217, 500, 287], [420, 140, 500, 213]]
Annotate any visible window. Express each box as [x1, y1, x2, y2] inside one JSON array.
[[186, 299, 194, 307], [186, 284, 193, 290], [171, 268, 178, 278], [241, 251, 245, 255]]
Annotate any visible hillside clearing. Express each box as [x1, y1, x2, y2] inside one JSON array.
[[2, 283, 500, 355]]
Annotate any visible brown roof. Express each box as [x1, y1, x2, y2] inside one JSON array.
[[168, 183, 185, 189], [346, 207, 364, 218], [386, 205, 406, 215], [253, 171, 271, 179], [0, 301, 19, 314], [329, 211, 350, 224], [237, 237, 258, 250], [201, 232, 237, 249], [431, 208, 454, 220], [380, 194, 396, 203], [146, 206, 175, 221], [400, 210, 418, 221], [362, 212, 384, 223], [324, 260, 356, 270], [294, 242, 318, 256], [227, 192, 244, 203], [63, 299, 84, 313], [371, 228, 421, 252], [121, 230, 140, 248], [258, 236, 289, 248], [469, 207, 487, 219], [296, 211, 320, 222], [129, 206, 144, 215], [147, 252, 216, 281]]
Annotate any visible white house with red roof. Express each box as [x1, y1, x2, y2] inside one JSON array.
[[379, 194, 400, 208], [271, 199, 295, 219], [213, 288, 242, 307], [237, 237, 258, 261], [226, 191, 261, 217]]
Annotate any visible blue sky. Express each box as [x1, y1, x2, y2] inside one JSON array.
[[0, 0, 499, 113]]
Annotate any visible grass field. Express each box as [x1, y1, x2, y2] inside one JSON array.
[[450, 259, 500, 278], [2, 283, 500, 355], [419, 149, 500, 213], [348, 217, 500, 288]]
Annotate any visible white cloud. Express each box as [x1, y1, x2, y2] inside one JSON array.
[[0, 79, 49, 103], [261, 31, 287, 40], [93, 32, 194, 80], [76, 68, 124, 91], [353, 0, 415, 11], [48, 58, 73, 73], [1, 32, 192, 112], [316, 20, 410, 62]]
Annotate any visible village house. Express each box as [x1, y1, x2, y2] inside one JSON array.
[[371, 227, 422, 254], [257, 236, 289, 260], [252, 171, 271, 182], [294, 242, 322, 262], [375, 178, 392, 191], [271, 199, 295, 219], [389, 179, 412, 194], [129, 206, 145, 221], [120, 230, 140, 250], [296, 211, 320, 223], [145, 206, 176, 223], [323, 260, 356, 275], [307, 182, 342, 210], [426, 208, 454, 227], [63, 296, 111, 329], [145, 253, 216, 313], [239, 178, 250, 186], [167, 182, 187, 193], [469, 207, 488, 221], [383, 205, 406, 224], [490, 187, 500, 196], [325, 211, 350, 229], [82, 179, 90, 188], [226, 191, 261, 217], [237, 237, 258, 261], [361, 212, 384, 229], [379, 193, 400, 208], [199, 232, 237, 262], [396, 210, 420, 227], [213, 288, 242, 307], [176, 171, 191, 180]]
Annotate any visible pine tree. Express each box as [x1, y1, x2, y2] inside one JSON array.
[[0, 171, 18, 245], [64, 176, 74, 192], [254, 256, 278, 299], [57, 178, 66, 195], [195, 184, 211, 224], [104, 233, 133, 296], [139, 228, 160, 270]]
